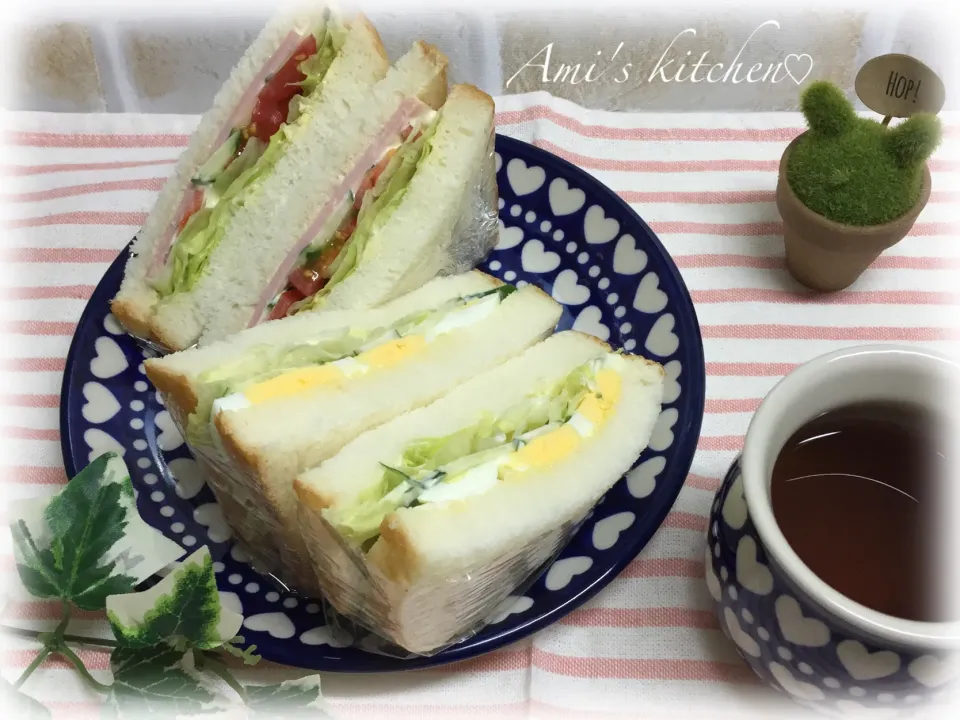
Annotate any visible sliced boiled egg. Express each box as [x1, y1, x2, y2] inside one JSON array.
[[418, 459, 502, 505], [424, 294, 500, 341]]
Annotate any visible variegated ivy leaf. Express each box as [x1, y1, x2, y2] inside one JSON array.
[[106, 644, 215, 719], [9, 453, 184, 610], [107, 547, 243, 651], [246, 675, 333, 718]]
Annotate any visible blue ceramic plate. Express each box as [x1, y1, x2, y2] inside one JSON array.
[[60, 135, 705, 672]]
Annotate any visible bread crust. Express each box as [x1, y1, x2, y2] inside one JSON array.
[[414, 41, 449, 109], [110, 297, 155, 341], [143, 360, 199, 415], [351, 13, 388, 64]]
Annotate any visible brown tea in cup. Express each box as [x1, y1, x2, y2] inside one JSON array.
[[770, 400, 951, 623]]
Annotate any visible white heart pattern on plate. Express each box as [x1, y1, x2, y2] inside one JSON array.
[[548, 177, 586, 216], [496, 221, 524, 250], [495, 152, 502, 173], [84, 428, 126, 463], [243, 612, 295, 639], [648, 408, 677, 452], [626, 455, 665, 498], [90, 336, 128, 379], [662, 360, 682, 404], [81, 382, 120, 424], [908, 654, 959, 688], [218, 591, 243, 616], [836, 640, 901, 681], [724, 607, 760, 657], [521, 239, 560, 274], [774, 595, 830, 647], [571, 306, 609, 341], [103, 313, 124, 335], [721, 472, 747, 530], [704, 545, 722, 601], [551, 269, 590, 305], [506, 158, 546, 196], [592, 512, 635, 550], [769, 662, 825, 701], [583, 205, 620, 245], [736, 536, 773, 596], [633, 272, 668, 314], [612, 234, 648, 275], [153, 410, 184, 452], [544, 556, 593, 590], [168, 457, 205, 499], [645, 313, 679, 357], [489, 595, 535, 624], [300, 626, 352, 647], [193, 503, 233, 543]]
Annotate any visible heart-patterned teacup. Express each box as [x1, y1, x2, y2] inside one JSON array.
[[707, 345, 960, 711]]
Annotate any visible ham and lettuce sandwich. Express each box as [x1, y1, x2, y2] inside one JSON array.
[[144, 272, 562, 591], [293, 331, 665, 653], [113, 6, 495, 352]]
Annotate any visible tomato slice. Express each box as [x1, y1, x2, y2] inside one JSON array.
[[287, 266, 326, 298], [177, 189, 204, 233], [249, 35, 318, 142], [268, 288, 304, 321], [353, 148, 398, 210]]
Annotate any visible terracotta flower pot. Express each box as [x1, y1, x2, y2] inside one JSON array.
[[776, 133, 932, 292]]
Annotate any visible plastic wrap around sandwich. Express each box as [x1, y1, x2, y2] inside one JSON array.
[[144, 272, 562, 592], [293, 331, 665, 654], [112, 6, 499, 352]]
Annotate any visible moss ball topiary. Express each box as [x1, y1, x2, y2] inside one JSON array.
[[786, 80, 942, 226]]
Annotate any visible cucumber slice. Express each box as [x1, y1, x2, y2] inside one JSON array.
[[191, 130, 243, 186]]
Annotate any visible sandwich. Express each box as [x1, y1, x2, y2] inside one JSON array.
[[144, 272, 562, 591], [113, 8, 497, 351], [293, 331, 665, 653]]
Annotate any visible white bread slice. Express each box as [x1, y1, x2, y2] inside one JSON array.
[[294, 331, 665, 653], [318, 84, 498, 313], [111, 9, 387, 341], [207, 283, 561, 588], [149, 41, 449, 351]]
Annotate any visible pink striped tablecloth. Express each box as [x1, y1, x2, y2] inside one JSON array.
[[1, 93, 957, 719]]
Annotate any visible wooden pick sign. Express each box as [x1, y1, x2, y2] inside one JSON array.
[[855, 53, 945, 117]]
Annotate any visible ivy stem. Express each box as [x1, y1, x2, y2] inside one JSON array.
[[56, 643, 112, 693], [13, 647, 51, 690], [0, 625, 118, 647], [202, 655, 247, 702]]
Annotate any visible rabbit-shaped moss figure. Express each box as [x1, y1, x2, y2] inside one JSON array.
[[786, 81, 942, 226]]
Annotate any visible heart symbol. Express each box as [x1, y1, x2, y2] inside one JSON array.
[[648, 408, 677, 452], [662, 360, 682, 404], [736, 536, 773, 596], [506, 158, 545, 196], [193, 503, 232, 543], [548, 178, 585, 216], [551, 269, 590, 305], [592, 512, 635, 550], [769, 662, 825, 701], [168, 457, 205, 499], [721, 471, 747, 530], [489, 595, 535, 624], [496, 221, 524, 251], [571, 306, 609, 341], [612, 234, 647, 275], [103, 313, 124, 335], [723, 607, 760, 658], [633, 272, 668, 314], [300, 625, 352, 648], [243, 612, 295, 639], [90, 336, 128, 379], [495, 152, 502, 173], [154, 411, 183, 452], [837, 640, 901, 681], [774, 595, 830, 647], [626, 455, 665, 498], [704, 544, 722, 601], [544, 556, 592, 590], [218, 591, 243, 616], [81, 382, 120, 424], [583, 205, 619, 245], [521, 239, 560, 274], [644, 313, 679, 357], [230, 545, 251, 563], [908, 654, 959, 688], [783, 53, 814, 85], [84, 429, 126, 463]]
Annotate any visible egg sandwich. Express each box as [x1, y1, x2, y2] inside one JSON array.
[[144, 271, 562, 591], [293, 331, 666, 653], [112, 6, 499, 352]]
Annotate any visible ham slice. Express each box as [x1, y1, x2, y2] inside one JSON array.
[[149, 30, 306, 276], [248, 98, 432, 327]]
